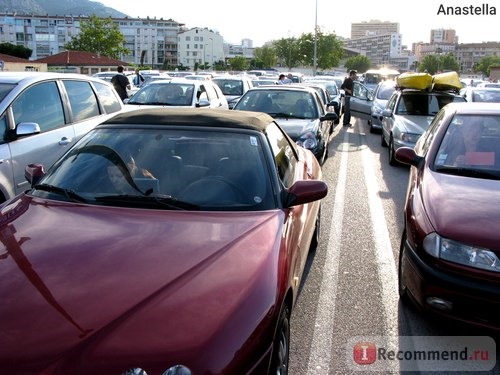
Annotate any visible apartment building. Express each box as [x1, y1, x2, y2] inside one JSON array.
[[0, 13, 182, 69], [177, 27, 224, 69]]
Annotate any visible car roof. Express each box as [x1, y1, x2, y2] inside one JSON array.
[[0, 71, 105, 84], [102, 107, 274, 132], [245, 85, 318, 94], [441, 102, 500, 114]]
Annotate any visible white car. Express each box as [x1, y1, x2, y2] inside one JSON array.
[[0, 72, 125, 202], [125, 78, 228, 109], [212, 75, 254, 109]]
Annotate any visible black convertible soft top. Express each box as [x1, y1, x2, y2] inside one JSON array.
[[103, 108, 274, 132]]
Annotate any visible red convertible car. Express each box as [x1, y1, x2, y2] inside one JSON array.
[[0, 108, 327, 374]]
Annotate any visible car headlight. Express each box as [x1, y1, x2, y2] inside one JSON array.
[[296, 132, 318, 150], [423, 233, 500, 273], [371, 105, 384, 116], [400, 132, 420, 144]]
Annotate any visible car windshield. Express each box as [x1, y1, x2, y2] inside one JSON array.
[[127, 82, 194, 106], [0, 83, 16, 102], [31, 127, 274, 210], [472, 90, 500, 103], [234, 90, 319, 119], [213, 79, 243, 95], [397, 93, 463, 116], [434, 114, 500, 179], [377, 83, 396, 100]]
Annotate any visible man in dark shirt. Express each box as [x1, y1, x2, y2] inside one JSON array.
[[111, 65, 130, 102], [341, 70, 357, 126]]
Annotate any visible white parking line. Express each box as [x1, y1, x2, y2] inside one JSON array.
[[361, 137, 399, 326], [306, 131, 349, 374]]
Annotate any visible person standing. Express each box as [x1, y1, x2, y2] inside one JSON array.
[[111, 65, 130, 102], [341, 70, 357, 126], [133, 68, 145, 87]]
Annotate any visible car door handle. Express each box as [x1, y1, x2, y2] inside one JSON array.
[[59, 137, 73, 146]]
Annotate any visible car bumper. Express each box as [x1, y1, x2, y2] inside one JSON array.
[[369, 114, 383, 128], [401, 238, 500, 331]]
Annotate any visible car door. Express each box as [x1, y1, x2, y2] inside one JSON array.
[[7, 80, 74, 196], [350, 81, 374, 121]]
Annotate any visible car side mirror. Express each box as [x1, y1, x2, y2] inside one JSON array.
[[320, 112, 338, 122], [196, 99, 210, 107], [25, 163, 45, 186], [395, 147, 423, 167], [382, 109, 393, 117], [284, 180, 328, 208]]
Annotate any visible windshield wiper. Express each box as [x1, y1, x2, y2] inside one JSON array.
[[268, 112, 306, 119], [435, 166, 500, 180], [33, 183, 88, 203], [95, 194, 200, 210]]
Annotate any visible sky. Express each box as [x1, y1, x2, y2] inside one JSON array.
[[96, 0, 498, 47]]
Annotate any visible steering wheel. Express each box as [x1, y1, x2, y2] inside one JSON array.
[[179, 176, 247, 205]]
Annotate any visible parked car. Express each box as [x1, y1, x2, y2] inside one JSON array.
[[395, 102, 500, 332], [212, 75, 254, 108], [348, 81, 375, 122], [0, 71, 125, 203], [0, 108, 328, 374], [125, 78, 228, 109], [368, 80, 397, 133], [460, 86, 500, 103], [92, 71, 138, 97], [233, 85, 338, 164], [299, 81, 341, 124], [381, 88, 466, 165]]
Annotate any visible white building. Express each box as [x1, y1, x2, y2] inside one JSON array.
[[177, 27, 224, 70]]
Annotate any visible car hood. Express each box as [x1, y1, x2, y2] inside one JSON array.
[[0, 195, 284, 374], [395, 114, 434, 134], [422, 171, 500, 250], [274, 118, 319, 140]]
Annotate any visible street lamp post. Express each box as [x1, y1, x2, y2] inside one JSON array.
[[312, 0, 318, 76], [209, 37, 213, 68]]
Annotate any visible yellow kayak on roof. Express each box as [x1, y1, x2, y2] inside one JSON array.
[[396, 72, 433, 90], [432, 71, 463, 91]]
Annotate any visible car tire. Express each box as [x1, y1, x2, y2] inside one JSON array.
[[398, 232, 412, 305], [381, 132, 388, 147], [311, 205, 321, 250], [270, 304, 291, 375], [388, 136, 398, 166]]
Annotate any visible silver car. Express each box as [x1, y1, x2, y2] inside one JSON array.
[[381, 88, 466, 165], [0, 72, 125, 202], [368, 80, 396, 133]]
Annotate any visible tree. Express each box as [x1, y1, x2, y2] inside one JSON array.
[[418, 53, 460, 75], [228, 56, 248, 71], [0, 42, 32, 59], [273, 37, 301, 69], [438, 53, 460, 73], [302, 31, 344, 71], [418, 55, 440, 75], [64, 14, 128, 60], [253, 45, 277, 69], [475, 56, 500, 76], [344, 55, 371, 73]]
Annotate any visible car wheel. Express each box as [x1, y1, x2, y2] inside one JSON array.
[[270, 304, 291, 375], [388, 136, 398, 166], [381, 132, 388, 147], [311, 205, 321, 250], [398, 232, 412, 305]]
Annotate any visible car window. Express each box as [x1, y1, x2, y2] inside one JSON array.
[[266, 122, 298, 188], [93, 81, 123, 113], [386, 92, 398, 111], [421, 110, 446, 153], [435, 114, 500, 171], [11, 81, 65, 132], [63, 80, 100, 122], [0, 83, 16, 102]]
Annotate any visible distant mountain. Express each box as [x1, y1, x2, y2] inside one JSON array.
[[0, 0, 128, 18]]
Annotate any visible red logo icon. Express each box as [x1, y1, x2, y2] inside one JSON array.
[[353, 342, 377, 365]]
